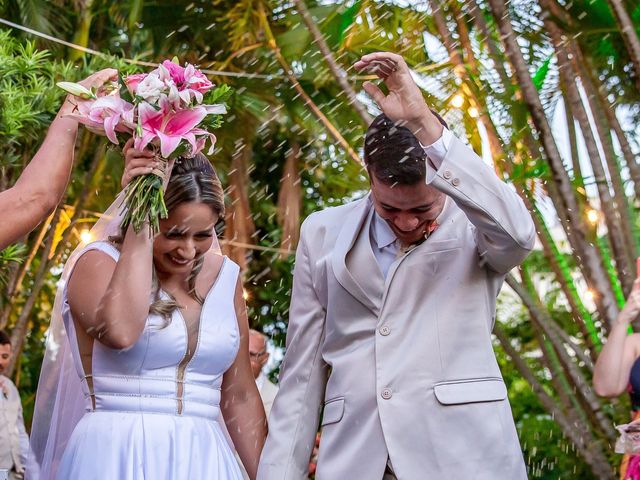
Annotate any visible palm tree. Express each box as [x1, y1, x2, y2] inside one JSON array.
[[606, 0, 640, 91]]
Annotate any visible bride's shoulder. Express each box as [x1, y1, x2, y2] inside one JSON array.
[[201, 253, 240, 289], [67, 242, 119, 291], [78, 240, 120, 261]]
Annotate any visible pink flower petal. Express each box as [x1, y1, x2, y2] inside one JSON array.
[[203, 104, 227, 115], [124, 73, 147, 95], [134, 130, 158, 152], [164, 107, 207, 135], [182, 132, 198, 155], [206, 133, 217, 154], [156, 130, 182, 158], [161, 60, 186, 84], [138, 102, 163, 130], [104, 113, 121, 144]]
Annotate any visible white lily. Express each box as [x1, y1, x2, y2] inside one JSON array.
[[56, 82, 96, 100]]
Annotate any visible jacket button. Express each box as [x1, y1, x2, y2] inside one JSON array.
[[379, 326, 391, 336], [381, 388, 393, 399], [443, 170, 452, 179], [452, 177, 460, 186]]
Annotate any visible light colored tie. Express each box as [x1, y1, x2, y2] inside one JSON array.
[[394, 240, 409, 260]]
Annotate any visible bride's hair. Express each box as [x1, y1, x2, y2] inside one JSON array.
[[113, 153, 225, 321], [150, 153, 225, 320]]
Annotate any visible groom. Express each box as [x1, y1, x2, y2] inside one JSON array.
[[257, 52, 534, 479]]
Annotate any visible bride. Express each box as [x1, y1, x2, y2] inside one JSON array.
[[29, 142, 266, 479]]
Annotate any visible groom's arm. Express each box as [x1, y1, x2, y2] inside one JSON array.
[[354, 51, 535, 273], [258, 216, 329, 480], [423, 130, 535, 273]]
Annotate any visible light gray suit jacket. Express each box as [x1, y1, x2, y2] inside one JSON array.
[[258, 136, 535, 480]]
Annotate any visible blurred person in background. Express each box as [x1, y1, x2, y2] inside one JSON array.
[[0, 331, 30, 480], [594, 267, 640, 479], [249, 330, 279, 419]]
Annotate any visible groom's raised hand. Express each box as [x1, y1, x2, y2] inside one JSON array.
[[354, 52, 443, 145]]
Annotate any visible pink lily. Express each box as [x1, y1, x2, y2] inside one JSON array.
[[183, 64, 213, 102], [160, 61, 213, 105], [134, 98, 208, 158], [124, 73, 148, 96], [160, 60, 186, 85], [65, 96, 135, 144], [190, 127, 217, 155]]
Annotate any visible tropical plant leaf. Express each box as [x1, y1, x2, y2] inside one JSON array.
[[532, 55, 552, 91], [0, 243, 26, 286]]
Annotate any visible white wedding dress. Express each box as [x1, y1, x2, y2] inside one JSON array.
[[55, 241, 244, 479]]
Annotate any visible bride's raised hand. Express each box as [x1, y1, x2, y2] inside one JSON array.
[[121, 139, 162, 188]]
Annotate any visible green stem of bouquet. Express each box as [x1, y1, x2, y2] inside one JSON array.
[[120, 158, 169, 236]]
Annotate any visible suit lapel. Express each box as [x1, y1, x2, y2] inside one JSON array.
[[331, 197, 381, 314], [346, 207, 385, 314]]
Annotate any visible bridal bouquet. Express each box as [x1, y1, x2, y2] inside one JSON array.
[[58, 59, 231, 235], [615, 420, 640, 454]]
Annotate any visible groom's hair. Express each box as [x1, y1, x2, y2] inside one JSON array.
[[364, 112, 448, 186], [0, 330, 10, 346]]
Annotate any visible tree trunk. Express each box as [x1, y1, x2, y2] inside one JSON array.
[[458, 0, 615, 331], [259, 4, 362, 165], [561, 82, 586, 193], [572, 42, 640, 243], [69, 0, 94, 61], [521, 188, 601, 359], [224, 141, 256, 272], [551, 0, 640, 202], [547, 318, 595, 372], [566, 34, 638, 273], [516, 268, 592, 426], [486, 0, 620, 327], [605, 103, 640, 203], [606, 0, 640, 92], [276, 141, 302, 258], [6, 206, 63, 375], [441, 0, 598, 308], [507, 274, 616, 442], [494, 325, 616, 479], [464, 1, 515, 100], [541, 12, 635, 295], [429, 0, 504, 170], [292, 0, 372, 126]]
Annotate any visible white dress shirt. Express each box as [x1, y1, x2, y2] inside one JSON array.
[[370, 127, 453, 279], [255, 371, 266, 391]]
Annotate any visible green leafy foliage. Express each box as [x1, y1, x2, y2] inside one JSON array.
[[0, 243, 26, 286], [532, 56, 551, 91]]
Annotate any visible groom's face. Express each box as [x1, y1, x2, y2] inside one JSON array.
[[370, 175, 446, 245]]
